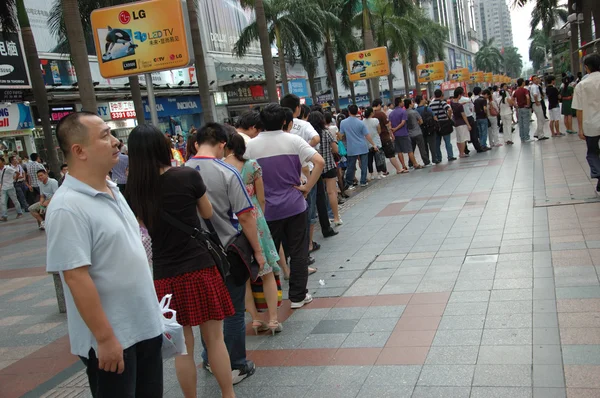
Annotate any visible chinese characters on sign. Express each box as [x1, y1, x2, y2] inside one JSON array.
[[109, 101, 136, 119], [0, 31, 30, 89], [346, 47, 391, 82], [226, 84, 268, 104]]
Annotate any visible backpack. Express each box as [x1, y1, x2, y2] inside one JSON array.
[[420, 107, 439, 137]]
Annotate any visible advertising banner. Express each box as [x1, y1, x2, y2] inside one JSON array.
[[24, 0, 60, 53], [109, 101, 137, 119], [226, 84, 268, 105], [346, 47, 390, 82], [417, 61, 445, 83], [91, 0, 193, 78], [142, 95, 202, 119], [484, 72, 493, 82], [288, 79, 309, 97], [0, 103, 34, 132], [448, 68, 470, 83], [469, 71, 484, 83], [493, 74, 502, 84], [0, 31, 31, 89]]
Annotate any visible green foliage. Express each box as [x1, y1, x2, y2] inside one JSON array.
[[475, 38, 504, 74], [502, 46, 523, 77], [529, 29, 551, 71]]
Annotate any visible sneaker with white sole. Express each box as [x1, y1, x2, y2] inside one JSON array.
[[39, 221, 45, 231], [334, 219, 344, 226], [232, 360, 256, 385], [290, 293, 313, 309]]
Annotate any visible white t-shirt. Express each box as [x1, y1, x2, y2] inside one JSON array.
[[499, 94, 513, 116], [529, 83, 541, 102], [327, 125, 339, 142], [0, 165, 15, 191], [291, 118, 319, 145], [572, 71, 600, 137], [459, 97, 474, 118], [363, 118, 381, 148]]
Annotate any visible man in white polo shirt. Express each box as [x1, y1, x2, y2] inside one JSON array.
[[45, 112, 164, 397]]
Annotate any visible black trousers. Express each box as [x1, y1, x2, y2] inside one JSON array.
[[80, 335, 163, 398], [541, 99, 548, 119], [316, 177, 332, 234], [467, 116, 482, 151], [410, 134, 430, 165], [424, 134, 437, 163], [367, 148, 387, 173], [268, 211, 309, 303]]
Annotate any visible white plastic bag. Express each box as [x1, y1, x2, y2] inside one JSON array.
[[159, 294, 187, 359]]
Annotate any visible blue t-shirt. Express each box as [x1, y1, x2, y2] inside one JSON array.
[[340, 116, 369, 156], [389, 107, 409, 137]]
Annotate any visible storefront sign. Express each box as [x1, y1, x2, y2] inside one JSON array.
[[0, 89, 24, 102], [440, 81, 467, 92], [417, 61, 445, 83], [346, 47, 390, 82], [214, 92, 228, 106], [226, 84, 268, 105], [0, 31, 30, 89], [470, 71, 484, 83], [107, 119, 137, 129], [50, 105, 76, 123], [109, 101, 136, 119], [288, 79, 308, 97], [75, 102, 111, 121], [25, 0, 60, 53], [317, 93, 334, 103], [15, 140, 23, 151], [448, 68, 470, 83], [0, 103, 34, 132], [142, 95, 202, 118], [91, 0, 193, 78]]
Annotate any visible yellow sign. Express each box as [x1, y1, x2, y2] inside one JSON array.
[[346, 47, 390, 82], [91, 0, 193, 78], [416, 61, 445, 83], [448, 68, 470, 83], [484, 72, 493, 82], [493, 74, 502, 84], [469, 71, 484, 83]]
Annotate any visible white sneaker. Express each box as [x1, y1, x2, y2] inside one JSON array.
[[380, 173, 387, 178], [376, 174, 382, 179], [334, 219, 344, 226], [39, 221, 45, 231], [290, 294, 313, 309]]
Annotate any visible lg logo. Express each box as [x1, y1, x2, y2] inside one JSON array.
[[118, 11, 131, 24]]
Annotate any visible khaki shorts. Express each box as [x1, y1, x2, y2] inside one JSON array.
[[28, 202, 46, 214], [455, 125, 470, 143]]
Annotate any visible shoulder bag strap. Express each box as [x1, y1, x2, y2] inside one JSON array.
[[160, 211, 202, 239], [202, 217, 225, 247]]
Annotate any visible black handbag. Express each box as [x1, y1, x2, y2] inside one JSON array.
[[438, 119, 454, 136], [161, 212, 230, 281], [382, 140, 395, 158]]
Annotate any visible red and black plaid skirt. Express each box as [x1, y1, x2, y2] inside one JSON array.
[[154, 267, 234, 326]]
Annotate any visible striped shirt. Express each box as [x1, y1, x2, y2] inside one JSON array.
[[429, 99, 451, 121], [27, 161, 46, 188], [111, 153, 129, 184]]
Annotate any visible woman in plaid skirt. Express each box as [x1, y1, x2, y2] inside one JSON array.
[[126, 124, 236, 398]]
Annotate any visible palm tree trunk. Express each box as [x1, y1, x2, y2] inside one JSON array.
[[581, 0, 593, 45], [61, 0, 96, 112], [186, 0, 214, 123], [362, 0, 380, 99], [349, 83, 356, 103], [255, 0, 278, 102], [306, 64, 318, 105], [569, 0, 581, 74], [275, 25, 288, 96], [325, 31, 341, 111], [128, 76, 145, 125], [388, 73, 394, 102], [402, 57, 410, 97], [16, 0, 60, 176], [411, 52, 420, 96]]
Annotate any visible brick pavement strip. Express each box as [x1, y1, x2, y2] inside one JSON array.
[[1, 128, 600, 397]]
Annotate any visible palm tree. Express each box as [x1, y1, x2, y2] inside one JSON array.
[[475, 38, 504, 74], [529, 0, 568, 37], [1, 0, 61, 176], [234, 0, 323, 96], [60, 0, 97, 112], [244, 0, 278, 102], [502, 47, 523, 77], [409, 11, 448, 93], [48, 0, 145, 125], [529, 30, 550, 72], [340, 0, 381, 98], [315, 0, 344, 110], [186, 1, 214, 123]]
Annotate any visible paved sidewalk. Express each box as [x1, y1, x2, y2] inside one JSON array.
[[1, 118, 600, 398]]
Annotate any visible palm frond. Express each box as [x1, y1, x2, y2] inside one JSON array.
[[0, 0, 18, 34]]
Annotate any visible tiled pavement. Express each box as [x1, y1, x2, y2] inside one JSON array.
[[1, 119, 600, 398]]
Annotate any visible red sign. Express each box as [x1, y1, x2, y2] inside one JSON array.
[[109, 101, 136, 120]]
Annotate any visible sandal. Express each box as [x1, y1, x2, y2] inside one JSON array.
[[268, 320, 283, 335], [308, 267, 318, 276], [251, 320, 268, 335], [414, 165, 423, 170], [400, 169, 409, 174], [309, 241, 321, 253]]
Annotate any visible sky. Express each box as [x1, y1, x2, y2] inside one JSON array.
[[509, 0, 569, 70]]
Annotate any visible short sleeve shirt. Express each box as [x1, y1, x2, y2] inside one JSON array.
[[406, 109, 423, 137], [451, 102, 467, 126], [185, 157, 254, 247], [546, 86, 559, 109], [340, 116, 370, 155], [513, 87, 529, 108], [150, 167, 215, 280], [429, 99, 450, 121], [474, 97, 488, 120], [529, 83, 541, 101], [389, 107, 409, 137], [291, 119, 319, 144], [572, 71, 600, 137], [245, 131, 316, 221], [0, 166, 15, 191], [363, 118, 382, 148], [40, 178, 59, 199], [46, 175, 164, 358], [318, 128, 337, 172], [458, 97, 474, 118], [27, 161, 46, 187]]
